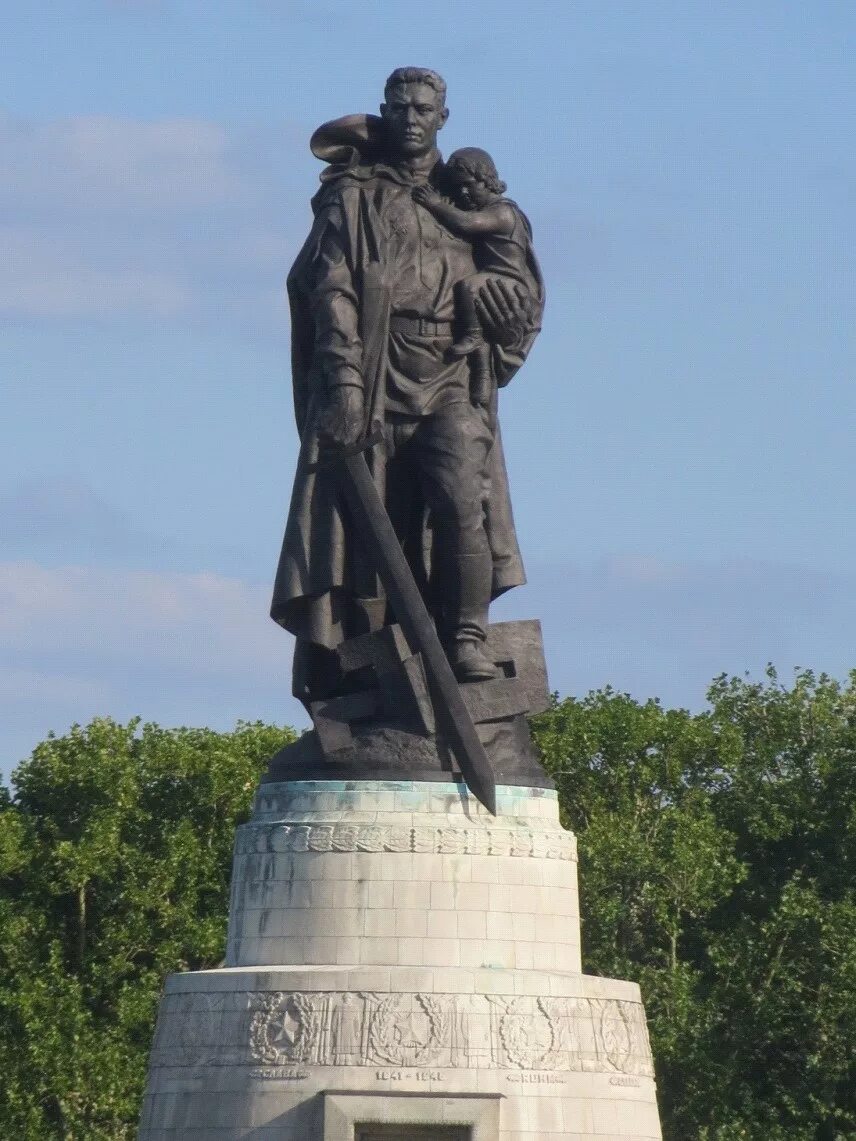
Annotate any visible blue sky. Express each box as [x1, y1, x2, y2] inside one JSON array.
[[1, 1, 854, 774]]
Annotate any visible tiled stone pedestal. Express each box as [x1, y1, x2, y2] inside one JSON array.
[[139, 781, 662, 1139]]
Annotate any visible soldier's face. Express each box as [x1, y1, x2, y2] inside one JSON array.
[[380, 83, 448, 158]]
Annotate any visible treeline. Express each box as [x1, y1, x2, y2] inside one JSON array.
[[1, 670, 855, 1138], [539, 670, 856, 1139]]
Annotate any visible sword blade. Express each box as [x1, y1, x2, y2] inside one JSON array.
[[339, 449, 497, 816]]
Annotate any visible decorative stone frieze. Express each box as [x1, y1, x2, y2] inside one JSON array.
[[151, 988, 654, 1078], [235, 821, 576, 861]]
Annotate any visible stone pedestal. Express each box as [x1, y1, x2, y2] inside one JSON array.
[[140, 779, 662, 1139]]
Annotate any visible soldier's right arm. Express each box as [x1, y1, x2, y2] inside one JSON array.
[[303, 197, 366, 448], [306, 199, 365, 393]]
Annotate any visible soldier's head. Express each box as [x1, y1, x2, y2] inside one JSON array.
[[380, 67, 449, 159]]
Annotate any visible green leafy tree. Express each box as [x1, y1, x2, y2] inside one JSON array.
[[532, 668, 856, 1140], [3, 672, 856, 1138], [0, 718, 294, 1140]]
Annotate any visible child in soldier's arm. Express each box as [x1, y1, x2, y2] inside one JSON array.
[[413, 147, 533, 405]]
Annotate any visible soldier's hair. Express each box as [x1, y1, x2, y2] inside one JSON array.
[[446, 147, 507, 195], [384, 67, 447, 104]]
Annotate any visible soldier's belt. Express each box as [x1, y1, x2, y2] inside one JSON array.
[[389, 315, 455, 337]]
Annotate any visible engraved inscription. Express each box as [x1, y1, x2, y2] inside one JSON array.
[[375, 1069, 444, 1081], [250, 1067, 309, 1081], [507, 1072, 566, 1084]]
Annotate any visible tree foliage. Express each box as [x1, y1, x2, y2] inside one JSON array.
[[1, 671, 855, 1138], [0, 718, 295, 1139], [531, 667, 856, 1140]]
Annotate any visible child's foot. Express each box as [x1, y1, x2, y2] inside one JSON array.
[[450, 332, 484, 358]]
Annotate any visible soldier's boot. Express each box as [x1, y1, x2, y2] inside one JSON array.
[[442, 549, 500, 683]]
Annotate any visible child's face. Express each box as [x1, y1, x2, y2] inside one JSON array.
[[448, 170, 496, 210]]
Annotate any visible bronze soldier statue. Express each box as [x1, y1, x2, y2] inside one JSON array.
[[271, 67, 544, 710]]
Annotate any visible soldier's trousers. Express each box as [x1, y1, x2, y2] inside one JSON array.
[[382, 401, 494, 645]]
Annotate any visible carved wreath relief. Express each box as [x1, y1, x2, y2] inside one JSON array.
[[368, 993, 452, 1067], [245, 990, 654, 1076]]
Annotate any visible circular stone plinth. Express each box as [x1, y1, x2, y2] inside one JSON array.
[[227, 781, 580, 974], [140, 966, 661, 1141]]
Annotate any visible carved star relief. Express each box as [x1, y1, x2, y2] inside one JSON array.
[[270, 1006, 301, 1047]]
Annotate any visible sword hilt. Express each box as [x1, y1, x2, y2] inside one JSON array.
[[306, 425, 384, 473]]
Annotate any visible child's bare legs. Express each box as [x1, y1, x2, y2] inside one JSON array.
[[452, 272, 500, 406], [467, 344, 492, 406], [451, 275, 487, 358]]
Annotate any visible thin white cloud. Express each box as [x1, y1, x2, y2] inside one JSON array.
[[0, 112, 304, 324], [495, 552, 856, 709], [0, 476, 258, 577], [0, 477, 138, 548], [2, 554, 854, 775], [598, 553, 686, 586], [588, 553, 840, 618], [0, 113, 253, 213], [0, 224, 191, 317], [0, 561, 288, 674], [0, 561, 301, 773], [0, 664, 104, 706]]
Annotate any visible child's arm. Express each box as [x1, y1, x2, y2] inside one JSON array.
[[413, 186, 515, 236]]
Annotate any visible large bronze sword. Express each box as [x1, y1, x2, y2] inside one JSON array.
[[312, 429, 498, 816]]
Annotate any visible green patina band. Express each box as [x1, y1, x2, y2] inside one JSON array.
[[257, 779, 557, 798]]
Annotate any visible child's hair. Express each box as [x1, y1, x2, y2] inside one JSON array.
[[445, 147, 507, 195]]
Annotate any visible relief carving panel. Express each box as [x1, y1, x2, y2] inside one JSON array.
[[240, 990, 655, 1076]]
